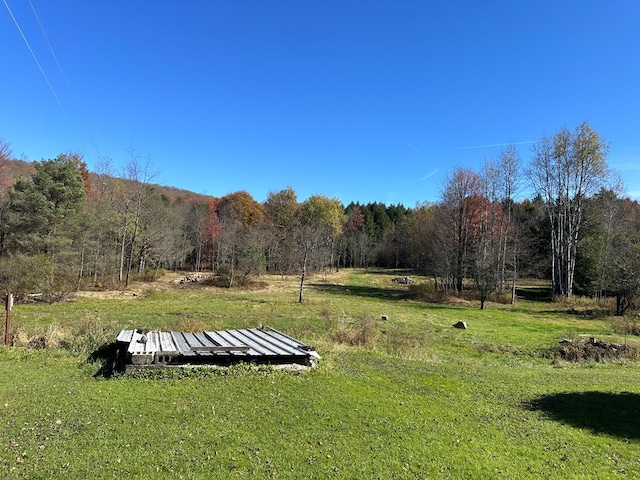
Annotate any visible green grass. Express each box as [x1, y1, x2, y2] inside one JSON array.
[[1, 270, 640, 479]]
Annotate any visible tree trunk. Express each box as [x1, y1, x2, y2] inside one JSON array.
[[298, 250, 308, 303]]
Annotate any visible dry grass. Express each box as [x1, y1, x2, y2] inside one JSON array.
[[328, 314, 380, 347], [610, 316, 640, 336]]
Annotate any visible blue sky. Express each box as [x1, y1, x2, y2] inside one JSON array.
[[2, 1, 640, 206]]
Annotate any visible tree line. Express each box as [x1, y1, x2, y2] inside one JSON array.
[[1, 122, 639, 312]]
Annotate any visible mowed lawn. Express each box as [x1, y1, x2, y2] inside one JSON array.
[[1, 270, 640, 479]]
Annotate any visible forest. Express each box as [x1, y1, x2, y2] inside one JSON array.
[[1, 121, 639, 314]]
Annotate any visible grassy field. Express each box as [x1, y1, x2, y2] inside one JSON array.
[[1, 269, 640, 479]]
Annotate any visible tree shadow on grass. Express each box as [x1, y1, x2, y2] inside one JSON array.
[[526, 391, 640, 440], [310, 283, 406, 301], [87, 342, 127, 378], [515, 286, 552, 302]]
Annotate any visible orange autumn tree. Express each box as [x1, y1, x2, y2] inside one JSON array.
[[214, 191, 266, 286]]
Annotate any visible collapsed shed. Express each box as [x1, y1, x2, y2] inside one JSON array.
[[116, 326, 320, 370]]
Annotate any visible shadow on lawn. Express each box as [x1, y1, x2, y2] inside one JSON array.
[[526, 391, 640, 439], [87, 342, 127, 378], [515, 286, 552, 302], [310, 283, 406, 301]]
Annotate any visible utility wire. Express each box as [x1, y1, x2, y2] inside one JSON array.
[[3, 0, 91, 159], [27, 0, 101, 159]]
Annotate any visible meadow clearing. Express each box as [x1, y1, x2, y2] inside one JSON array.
[[1, 269, 640, 479]]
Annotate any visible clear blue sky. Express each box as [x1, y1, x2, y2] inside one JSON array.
[[2, 1, 640, 206]]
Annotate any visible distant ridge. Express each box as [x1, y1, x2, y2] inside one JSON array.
[[1, 158, 216, 204]]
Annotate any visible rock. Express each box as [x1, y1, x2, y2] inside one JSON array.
[[453, 321, 467, 329]]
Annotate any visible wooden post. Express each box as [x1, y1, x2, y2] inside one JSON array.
[[4, 293, 12, 346]]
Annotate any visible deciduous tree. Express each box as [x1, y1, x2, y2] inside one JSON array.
[[440, 168, 483, 293], [295, 195, 344, 302], [264, 187, 298, 275], [529, 122, 609, 297]]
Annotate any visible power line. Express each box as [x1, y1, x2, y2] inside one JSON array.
[[27, 0, 101, 159], [3, 0, 93, 160]]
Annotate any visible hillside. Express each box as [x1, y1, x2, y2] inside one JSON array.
[[1, 158, 216, 204]]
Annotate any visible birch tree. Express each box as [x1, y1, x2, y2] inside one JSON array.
[[529, 122, 609, 297]]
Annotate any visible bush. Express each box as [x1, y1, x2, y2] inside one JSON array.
[[0, 254, 54, 296]]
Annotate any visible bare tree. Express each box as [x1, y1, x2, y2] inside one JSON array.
[[118, 148, 156, 286], [483, 143, 522, 302]]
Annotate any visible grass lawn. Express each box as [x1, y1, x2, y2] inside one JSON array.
[[1, 269, 640, 479]]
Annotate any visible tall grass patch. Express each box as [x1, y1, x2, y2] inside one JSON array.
[[328, 314, 379, 347]]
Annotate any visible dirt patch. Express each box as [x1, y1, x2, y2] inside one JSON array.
[[74, 271, 350, 299], [75, 290, 142, 300]]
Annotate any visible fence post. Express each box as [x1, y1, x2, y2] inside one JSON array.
[[4, 293, 12, 346]]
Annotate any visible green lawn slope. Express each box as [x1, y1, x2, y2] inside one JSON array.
[[1, 270, 639, 479]]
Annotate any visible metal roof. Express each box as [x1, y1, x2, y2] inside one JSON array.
[[117, 327, 320, 367]]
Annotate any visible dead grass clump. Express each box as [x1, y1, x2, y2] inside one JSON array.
[[10, 325, 31, 348], [611, 317, 640, 336], [8, 317, 116, 355], [472, 342, 522, 355], [10, 322, 66, 349], [406, 283, 447, 303], [43, 322, 66, 348], [330, 315, 379, 347], [490, 292, 514, 305], [553, 295, 611, 318]]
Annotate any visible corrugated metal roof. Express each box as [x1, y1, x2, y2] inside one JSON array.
[[117, 327, 320, 367]]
